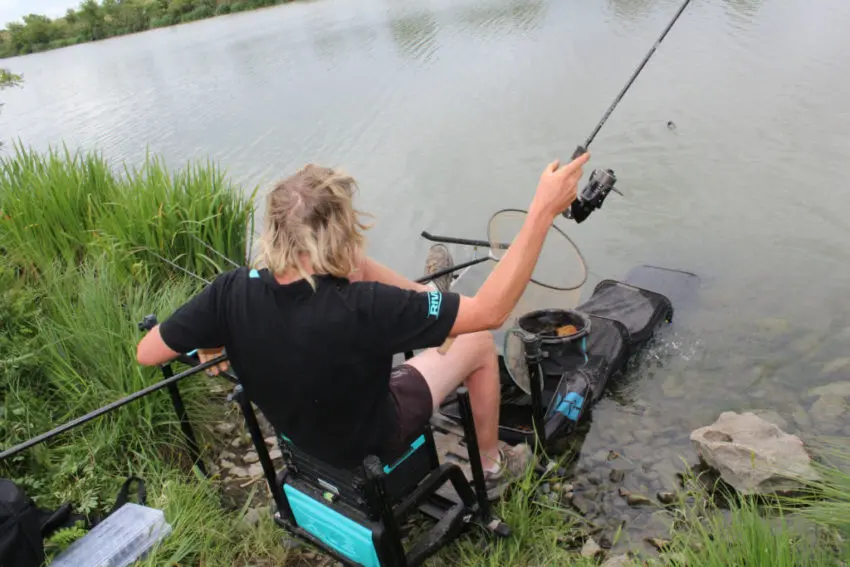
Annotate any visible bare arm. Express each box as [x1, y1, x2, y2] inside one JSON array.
[[136, 325, 180, 366], [448, 153, 589, 337], [351, 256, 432, 293]]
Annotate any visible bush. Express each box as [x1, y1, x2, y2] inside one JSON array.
[[215, 3, 232, 15], [183, 5, 215, 22]]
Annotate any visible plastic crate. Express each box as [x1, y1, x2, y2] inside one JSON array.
[[51, 503, 172, 567]]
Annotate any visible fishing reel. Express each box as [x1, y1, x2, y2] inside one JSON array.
[[563, 167, 621, 224]]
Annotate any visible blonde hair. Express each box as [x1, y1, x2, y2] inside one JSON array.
[[258, 164, 371, 286]]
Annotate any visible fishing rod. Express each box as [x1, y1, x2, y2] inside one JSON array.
[[563, 0, 694, 224]]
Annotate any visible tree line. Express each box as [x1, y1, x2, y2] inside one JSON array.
[[0, 0, 293, 58]]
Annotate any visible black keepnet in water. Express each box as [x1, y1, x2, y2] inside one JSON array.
[[440, 271, 677, 446]]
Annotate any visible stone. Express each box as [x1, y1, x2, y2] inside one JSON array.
[[247, 462, 264, 477], [230, 437, 244, 448], [808, 381, 850, 430], [627, 493, 652, 507], [662, 375, 685, 398], [602, 554, 633, 567], [229, 466, 250, 478], [238, 506, 267, 532], [264, 435, 277, 447], [269, 448, 282, 461], [219, 450, 236, 460], [657, 491, 677, 505], [609, 469, 625, 483], [749, 409, 789, 432], [215, 422, 236, 435], [822, 357, 850, 375], [220, 459, 236, 470], [243, 451, 259, 464], [645, 537, 671, 551], [690, 411, 820, 495], [581, 537, 603, 558], [634, 429, 653, 443], [791, 404, 812, 432]]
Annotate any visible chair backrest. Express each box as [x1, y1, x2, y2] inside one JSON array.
[[277, 428, 437, 515]]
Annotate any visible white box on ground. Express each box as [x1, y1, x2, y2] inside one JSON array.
[[51, 502, 172, 567]]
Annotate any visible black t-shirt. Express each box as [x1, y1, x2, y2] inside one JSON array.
[[158, 267, 460, 469]]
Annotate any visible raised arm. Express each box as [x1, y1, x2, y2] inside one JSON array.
[[448, 153, 589, 336]]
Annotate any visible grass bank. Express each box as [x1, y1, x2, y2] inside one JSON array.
[[1, 145, 848, 566]]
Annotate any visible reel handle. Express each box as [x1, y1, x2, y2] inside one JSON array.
[[562, 145, 588, 219], [571, 145, 587, 160]]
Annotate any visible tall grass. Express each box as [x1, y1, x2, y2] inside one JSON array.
[[0, 143, 257, 286], [0, 146, 257, 540]]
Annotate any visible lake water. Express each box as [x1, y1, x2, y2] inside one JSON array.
[[3, 0, 850, 553]]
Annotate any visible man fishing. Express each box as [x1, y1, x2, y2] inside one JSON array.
[[136, 151, 589, 499]]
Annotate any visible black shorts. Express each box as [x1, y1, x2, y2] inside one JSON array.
[[385, 364, 434, 460]]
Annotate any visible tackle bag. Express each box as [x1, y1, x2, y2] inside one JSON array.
[[0, 476, 146, 567]]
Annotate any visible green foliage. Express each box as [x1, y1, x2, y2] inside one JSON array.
[[0, 0, 297, 57], [0, 146, 254, 526], [0, 143, 256, 288]]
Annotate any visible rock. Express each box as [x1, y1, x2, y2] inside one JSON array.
[[219, 450, 236, 460], [645, 537, 671, 551], [627, 493, 652, 507], [229, 466, 250, 478], [581, 537, 603, 558], [215, 422, 236, 435], [822, 357, 850, 375], [749, 409, 789, 431], [238, 507, 263, 532], [247, 462, 264, 477], [243, 451, 259, 464], [602, 554, 633, 567], [541, 482, 551, 495], [609, 469, 625, 483], [808, 381, 850, 430], [662, 375, 685, 398], [657, 491, 677, 505], [264, 435, 277, 447], [230, 437, 244, 448], [634, 429, 653, 443], [690, 411, 820, 495], [269, 448, 282, 461], [220, 459, 236, 470], [756, 317, 790, 335], [791, 404, 812, 432]]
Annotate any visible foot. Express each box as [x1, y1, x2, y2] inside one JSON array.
[[424, 244, 454, 293], [483, 444, 534, 500]]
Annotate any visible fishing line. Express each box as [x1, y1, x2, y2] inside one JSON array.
[[569, 0, 694, 161]]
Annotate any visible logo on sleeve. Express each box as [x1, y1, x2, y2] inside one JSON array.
[[427, 291, 442, 319]]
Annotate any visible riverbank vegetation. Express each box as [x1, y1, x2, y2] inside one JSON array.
[[1, 146, 849, 565], [0, 0, 295, 58]]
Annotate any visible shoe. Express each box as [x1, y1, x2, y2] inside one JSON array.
[[483, 443, 534, 501], [424, 244, 454, 293]]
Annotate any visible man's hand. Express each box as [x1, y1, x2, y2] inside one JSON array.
[[198, 347, 230, 376], [529, 152, 590, 220]]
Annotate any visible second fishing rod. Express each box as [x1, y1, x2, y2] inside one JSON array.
[[560, 0, 694, 224]]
